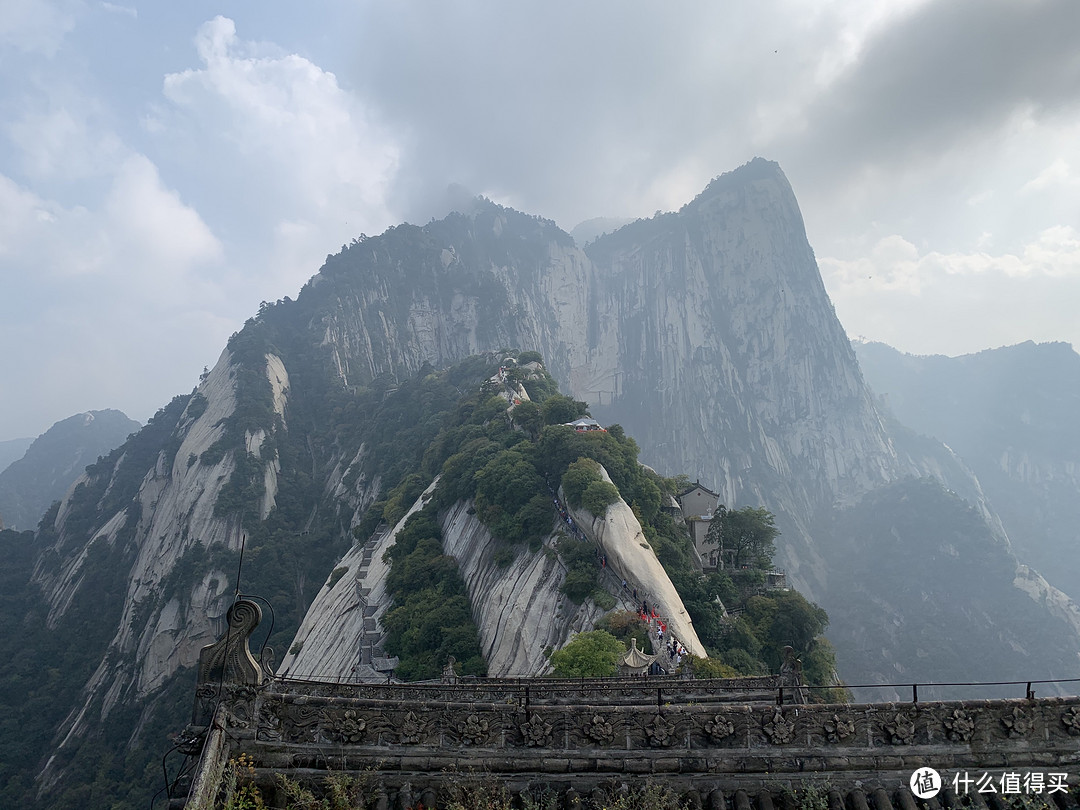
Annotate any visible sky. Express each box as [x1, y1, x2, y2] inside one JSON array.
[[2, 0, 1078, 440]]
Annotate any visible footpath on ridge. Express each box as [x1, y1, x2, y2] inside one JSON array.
[[551, 486, 696, 671]]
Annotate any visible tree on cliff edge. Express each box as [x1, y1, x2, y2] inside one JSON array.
[[706, 505, 778, 569]]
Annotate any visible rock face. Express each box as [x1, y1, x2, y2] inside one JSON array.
[[12, 158, 1080, 805], [287, 477, 692, 680], [280, 480, 438, 681], [436, 499, 605, 677], [581, 163, 903, 519], [562, 467, 705, 659], [30, 348, 290, 780]]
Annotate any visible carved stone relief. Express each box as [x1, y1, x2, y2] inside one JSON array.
[[1000, 706, 1034, 739], [822, 713, 855, 744], [324, 708, 368, 744], [518, 712, 554, 748], [645, 714, 676, 748], [942, 708, 975, 743], [460, 713, 493, 746], [703, 713, 737, 743], [881, 711, 916, 745], [582, 713, 616, 746], [762, 709, 795, 745]]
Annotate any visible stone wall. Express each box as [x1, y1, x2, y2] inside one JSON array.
[[186, 679, 1080, 807]]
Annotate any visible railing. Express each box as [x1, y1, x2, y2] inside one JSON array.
[[269, 671, 1080, 707], [814, 677, 1080, 703]]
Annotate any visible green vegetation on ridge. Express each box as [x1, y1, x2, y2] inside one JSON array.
[[365, 353, 840, 694]]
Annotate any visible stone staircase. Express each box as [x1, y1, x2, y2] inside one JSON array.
[[353, 527, 398, 678]]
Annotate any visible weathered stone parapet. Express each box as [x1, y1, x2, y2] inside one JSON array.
[[268, 673, 783, 707], [181, 626, 1080, 809], [210, 684, 1080, 788], [183, 709, 233, 810]]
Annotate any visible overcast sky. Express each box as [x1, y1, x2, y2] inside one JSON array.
[[2, 0, 1078, 440]]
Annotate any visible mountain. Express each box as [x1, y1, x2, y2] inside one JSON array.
[[0, 436, 34, 477], [5, 159, 1080, 807], [0, 410, 141, 531], [569, 216, 637, 245], [854, 339, 1080, 607]]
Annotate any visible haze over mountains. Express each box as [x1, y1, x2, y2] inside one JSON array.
[[855, 339, 1080, 610], [0, 410, 141, 531], [2, 158, 1078, 808], [0, 437, 34, 476]]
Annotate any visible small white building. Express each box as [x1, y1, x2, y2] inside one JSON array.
[[677, 482, 721, 571], [563, 417, 606, 433]]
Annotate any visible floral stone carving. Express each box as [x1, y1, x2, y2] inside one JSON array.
[[763, 709, 795, 745], [1001, 707, 1034, 738], [823, 714, 855, 744], [1061, 706, 1080, 737], [326, 709, 368, 744], [883, 712, 916, 745], [398, 711, 424, 744], [461, 713, 491, 746], [646, 714, 676, 748], [703, 714, 736, 743], [519, 712, 553, 747], [583, 714, 616, 746], [942, 709, 975, 742]]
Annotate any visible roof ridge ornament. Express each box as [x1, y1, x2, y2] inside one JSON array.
[[196, 598, 266, 687]]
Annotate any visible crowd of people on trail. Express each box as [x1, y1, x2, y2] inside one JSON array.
[[548, 485, 690, 674], [554, 494, 589, 543], [631, 589, 689, 671]]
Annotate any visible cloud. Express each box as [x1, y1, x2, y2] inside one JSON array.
[[1022, 159, 1078, 194], [0, 154, 226, 437], [784, 0, 1080, 176], [821, 226, 1080, 354], [1, 14, 401, 437], [6, 99, 126, 182], [0, 0, 79, 57], [155, 17, 398, 239], [766, 0, 1080, 262], [345, 1, 854, 226], [99, 2, 135, 19], [103, 154, 223, 289], [820, 235, 925, 293]]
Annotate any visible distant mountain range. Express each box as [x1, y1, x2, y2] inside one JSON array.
[[855, 339, 1080, 610], [0, 410, 141, 531]]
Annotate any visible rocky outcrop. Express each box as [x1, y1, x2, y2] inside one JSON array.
[[1013, 565, 1080, 640], [562, 468, 706, 658], [280, 480, 438, 681], [437, 500, 607, 676], [286, 486, 614, 681], [32, 347, 292, 764]]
